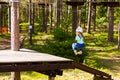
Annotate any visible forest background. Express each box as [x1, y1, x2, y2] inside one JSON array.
[[0, 0, 120, 80]]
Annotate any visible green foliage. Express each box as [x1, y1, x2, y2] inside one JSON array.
[[96, 17, 107, 27], [0, 34, 10, 40], [28, 27, 88, 63], [94, 34, 107, 46], [53, 27, 73, 41]]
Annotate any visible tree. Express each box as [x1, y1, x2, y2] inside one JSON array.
[[87, 0, 92, 33], [54, 0, 62, 27], [0, 5, 2, 33], [92, 0, 96, 31], [108, 0, 115, 42], [118, 22, 120, 49]]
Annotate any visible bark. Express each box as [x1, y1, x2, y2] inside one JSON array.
[[42, 5, 46, 32], [92, 0, 96, 31], [0, 5, 2, 33], [8, 4, 11, 32], [72, 5, 77, 32], [108, 0, 115, 42], [55, 0, 61, 27], [118, 22, 120, 49], [78, 6, 82, 26], [45, 5, 49, 33], [49, 4, 53, 30], [87, 0, 92, 33]]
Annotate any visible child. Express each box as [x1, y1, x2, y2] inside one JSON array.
[[72, 27, 84, 55]]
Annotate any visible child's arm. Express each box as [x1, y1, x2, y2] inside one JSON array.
[[81, 33, 84, 39]]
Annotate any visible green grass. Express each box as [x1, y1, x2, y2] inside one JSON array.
[[0, 34, 10, 40], [0, 32, 120, 80]]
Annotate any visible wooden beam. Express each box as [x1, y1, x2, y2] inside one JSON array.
[[38, 3, 49, 6], [0, 2, 8, 4], [65, 1, 85, 6], [73, 61, 112, 79], [92, 2, 120, 7], [0, 62, 74, 72]]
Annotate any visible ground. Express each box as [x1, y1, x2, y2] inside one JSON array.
[[0, 36, 120, 80], [0, 37, 10, 50]]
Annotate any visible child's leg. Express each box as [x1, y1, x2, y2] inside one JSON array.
[[72, 43, 78, 55], [77, 43, 84, 55]]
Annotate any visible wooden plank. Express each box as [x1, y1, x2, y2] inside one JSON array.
[[0, 62, 74, 72], [73, 61, 111, 79]]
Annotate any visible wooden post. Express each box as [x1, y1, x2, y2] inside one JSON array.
[[11, 0, 20, 51], [49, 76, 55, 80], [11, 72, 21, 80], [10, 0, 20, 80], [29, 0, 34, 45]]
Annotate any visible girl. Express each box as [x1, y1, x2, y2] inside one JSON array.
[[72, 27, 84, 55]]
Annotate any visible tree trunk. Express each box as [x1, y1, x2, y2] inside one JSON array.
[[108, 0, 115, 42], [55, 0, 61, 27], [118, 22, 120, 49], [0, 5, 2, 33], [45, 5, 49, 33], [87, 0, 92, 33], [78, 6, 82, 27], [26, 5, 29, 22], [49, 4, 53, 30], [92, 0, 96, 31], [42, 5, 46, 32], [72, 5, 78, 32], [8, 4, 11, 32]]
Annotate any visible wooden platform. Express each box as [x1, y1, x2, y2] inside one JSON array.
[[0, 49, 74, 72], [0, 49, 112, 79]]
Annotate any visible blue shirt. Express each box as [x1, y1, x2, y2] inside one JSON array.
[[75, 35, 84, 44]]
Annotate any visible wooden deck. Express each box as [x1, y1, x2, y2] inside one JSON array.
[[0, 49, 112, 79], [0, 49, 74, 72], [0, 49, 72, 63]]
